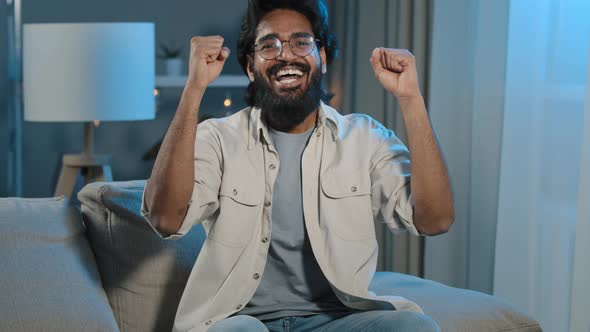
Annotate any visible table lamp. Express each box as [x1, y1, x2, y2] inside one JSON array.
[[23, 22, 155, 200]]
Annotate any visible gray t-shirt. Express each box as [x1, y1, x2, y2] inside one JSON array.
[[237, 126, 352, 321]]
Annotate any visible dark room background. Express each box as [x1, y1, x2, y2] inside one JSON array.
[[13, 0, 250, 197]]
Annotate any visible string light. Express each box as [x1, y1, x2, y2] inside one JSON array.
[[223, 94, 232, 108]]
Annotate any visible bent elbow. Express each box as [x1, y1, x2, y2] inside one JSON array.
[[413, 201, 455, 236], [432, 216, 454, 235], [150, 213, 184, 237], [415, 213, 454, 236]]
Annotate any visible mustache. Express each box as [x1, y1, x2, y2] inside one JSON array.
[[266, 62, 311, 77]]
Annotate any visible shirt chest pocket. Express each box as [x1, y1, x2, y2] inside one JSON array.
[[320, 169, 375, 240], [208, 175, 264, 247]]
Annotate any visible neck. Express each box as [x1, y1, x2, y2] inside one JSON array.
[[286, 109, 318, 134]]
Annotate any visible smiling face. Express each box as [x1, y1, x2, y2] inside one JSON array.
[[246, 9, 327, 132], [247, 9, 327, 96]]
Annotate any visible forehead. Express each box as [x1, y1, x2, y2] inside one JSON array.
[[256, 9, 314, 40]]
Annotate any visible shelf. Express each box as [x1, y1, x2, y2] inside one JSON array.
[[155, 74, 250, 88]]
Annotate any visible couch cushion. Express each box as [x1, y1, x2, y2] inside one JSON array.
[[0, 196, 119, 332], [78, 180, 206, 332], [370, 272, 541, 332]]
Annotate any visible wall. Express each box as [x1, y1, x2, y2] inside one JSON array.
[[425, 0, 508, 293], [20, 0, 248, 197]]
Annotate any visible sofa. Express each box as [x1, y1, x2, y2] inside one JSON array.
[[0, 180, 541, 332]]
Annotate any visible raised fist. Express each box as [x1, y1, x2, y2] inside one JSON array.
[[187, 35, 230, 90]]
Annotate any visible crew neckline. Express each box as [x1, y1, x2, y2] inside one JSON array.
[[268, 125, 315, 138]]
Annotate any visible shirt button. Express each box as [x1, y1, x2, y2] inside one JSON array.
[[262, 237, 269, 243], [236, 304, 243, 310], [264, 201, 271, 207], [351, 186, 358, 193], [269, 164, 276, 170], [205, 320, 212, 326], [233, 189, 238, 196], [253, 273, 260, 280], [316, 131, 322, 137]]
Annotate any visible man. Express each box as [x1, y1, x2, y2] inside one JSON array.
[[143, 0, 454, 331]]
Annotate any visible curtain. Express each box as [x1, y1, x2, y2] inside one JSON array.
[[1, 2, 9, 196], [424, 0, 510, 294], [493, 0, 590, 330], [569, 49, 590, 332], [326, 0, 432, 276], [2, 2, 10, 194], [2, 0, 22, 197]]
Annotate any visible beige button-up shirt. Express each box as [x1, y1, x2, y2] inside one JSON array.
[[142, 102, 423, 332]]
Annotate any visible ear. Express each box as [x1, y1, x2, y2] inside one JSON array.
[[320, 46, 327, 74], [246, 55, 255, 82]]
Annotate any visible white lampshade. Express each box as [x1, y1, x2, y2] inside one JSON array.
[[23, 22, 155, 122]]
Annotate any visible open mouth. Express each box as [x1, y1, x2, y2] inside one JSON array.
[[273, 68, 306, 89]]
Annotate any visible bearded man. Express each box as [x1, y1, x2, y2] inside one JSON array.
[[143, 1, 454, 331]]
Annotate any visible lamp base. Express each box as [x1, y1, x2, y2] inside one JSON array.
[[54, 153, 113, 200]]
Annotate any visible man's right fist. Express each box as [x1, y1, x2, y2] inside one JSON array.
[[187, 36, 230, 91]]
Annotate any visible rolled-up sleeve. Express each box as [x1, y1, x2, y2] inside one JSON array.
[[370, 128, 420, 236], [140, 121, 222, 240]]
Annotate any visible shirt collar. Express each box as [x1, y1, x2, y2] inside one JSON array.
[[248, 101, 340, 150]]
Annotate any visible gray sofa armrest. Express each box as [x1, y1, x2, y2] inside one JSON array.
[[369, 272, 541, 332], [0, 197, 119, 332]]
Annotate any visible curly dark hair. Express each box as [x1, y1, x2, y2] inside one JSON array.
[[237, 0, 339, 106]]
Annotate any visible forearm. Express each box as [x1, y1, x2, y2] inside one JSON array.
[[398, 96, 454, 235], [144, 83, 204, 235]]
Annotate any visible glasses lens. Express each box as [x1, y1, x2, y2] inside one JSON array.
[[257, 38, 281, 59], [290, 35, 315, 56]]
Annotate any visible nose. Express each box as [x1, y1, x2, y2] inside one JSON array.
[[276, 40, 297, 61]]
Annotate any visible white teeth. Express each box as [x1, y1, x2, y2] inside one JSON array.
[[277, 69, 304, 77], [280, 78, 297, 84]]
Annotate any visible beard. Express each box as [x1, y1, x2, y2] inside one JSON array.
[[252, 62, 323, 132]]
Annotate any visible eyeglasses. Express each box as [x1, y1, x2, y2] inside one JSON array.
[[253, 33, 320, 60]]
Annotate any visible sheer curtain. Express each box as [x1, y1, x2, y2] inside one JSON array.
[[326, 0, 432, 275], [569, 55, 590, 332], [493, 0, 590, 330]]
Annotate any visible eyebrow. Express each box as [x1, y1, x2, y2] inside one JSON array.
[[256, 32, 313, 43], [257, 33, 280, 43]]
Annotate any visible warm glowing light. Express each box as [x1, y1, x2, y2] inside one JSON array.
[[224, 98, 232, 108], [153, 89, 159, 96], [93, 120, 101, 127]]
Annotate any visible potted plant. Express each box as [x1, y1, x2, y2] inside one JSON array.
[[158, 43, 183, 76]]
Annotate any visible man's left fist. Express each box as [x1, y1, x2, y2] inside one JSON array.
[[370, 48, 422, 99]]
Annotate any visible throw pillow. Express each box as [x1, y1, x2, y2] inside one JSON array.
[[79, 181, 205, 332]]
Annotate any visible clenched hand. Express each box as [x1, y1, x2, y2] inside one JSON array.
[[188, 35, 231, 91], [370, 47, 422, 100]]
